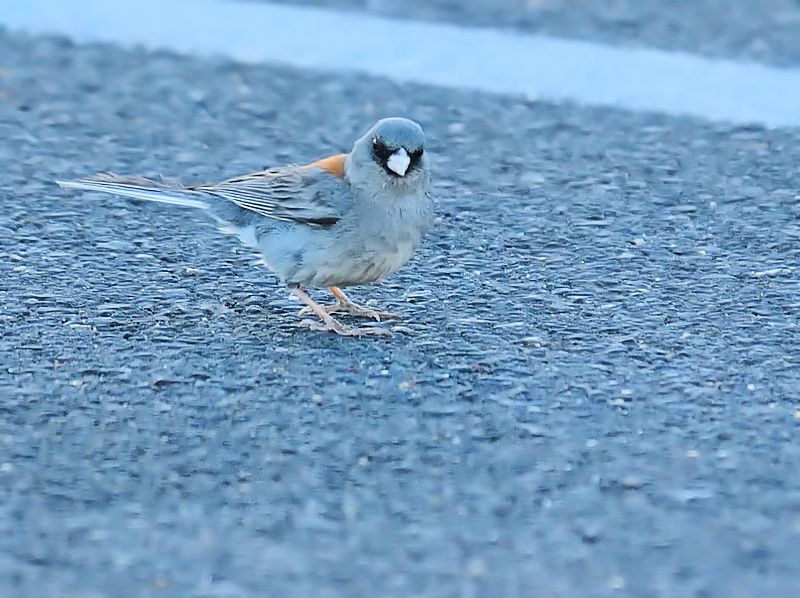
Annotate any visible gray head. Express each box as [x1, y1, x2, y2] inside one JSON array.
[[349, 118, 428, 190]]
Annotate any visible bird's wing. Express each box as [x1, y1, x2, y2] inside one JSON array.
[[189, 154, 350, 227]]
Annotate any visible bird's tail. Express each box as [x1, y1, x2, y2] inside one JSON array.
[[56, 173, 209, 210]]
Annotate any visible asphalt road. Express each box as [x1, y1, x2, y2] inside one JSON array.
[[1, 20, 800, 598]]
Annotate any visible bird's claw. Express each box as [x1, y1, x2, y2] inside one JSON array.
[[345, 305, 402, 322], [298, 301, 401, 322], [297, 303, 341, 317], [298, 318, 392, 337]]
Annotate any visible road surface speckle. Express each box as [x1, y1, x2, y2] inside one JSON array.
[[1, 30, 799, 598]]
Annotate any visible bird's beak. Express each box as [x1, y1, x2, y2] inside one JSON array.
[[386, 147, 411, 176]]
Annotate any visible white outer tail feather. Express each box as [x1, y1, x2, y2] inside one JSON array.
[[56, 179, 209, 210]]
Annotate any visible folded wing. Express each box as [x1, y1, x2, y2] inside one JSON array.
[[189, 158, 349, 227]]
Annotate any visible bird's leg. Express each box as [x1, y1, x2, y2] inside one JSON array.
[[296, 296, 346, 317], [296, 287, 402, 321], [290, 286, 391, 337], [326, 287, 402, 321]]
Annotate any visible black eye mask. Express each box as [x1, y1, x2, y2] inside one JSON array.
[[372, 138, 424, 177]]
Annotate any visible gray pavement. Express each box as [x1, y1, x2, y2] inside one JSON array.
[[1, 25, 800, 598], [275, 0, 800, 67]]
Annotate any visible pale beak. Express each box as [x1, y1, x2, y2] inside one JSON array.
[[386, 147, 411, 176]]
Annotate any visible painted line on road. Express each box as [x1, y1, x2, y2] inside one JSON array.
[[3, 0, 800, 128]]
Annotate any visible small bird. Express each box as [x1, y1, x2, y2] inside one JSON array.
[[58, 117, 433, 336]]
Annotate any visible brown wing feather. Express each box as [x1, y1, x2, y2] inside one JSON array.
[[187, 155, 350, 226]]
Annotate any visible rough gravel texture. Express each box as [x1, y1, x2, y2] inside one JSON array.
[[274, 0, 800, 67], [1, 29, 800, 598]]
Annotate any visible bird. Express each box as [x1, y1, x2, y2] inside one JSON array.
[[57, 117, 434, 337]]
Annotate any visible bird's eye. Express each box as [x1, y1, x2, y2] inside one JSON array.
[[409, 148, 424, 161], [371, 138, 391, 161]]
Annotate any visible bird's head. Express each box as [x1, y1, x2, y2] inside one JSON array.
[[349, 117, 429, 192]]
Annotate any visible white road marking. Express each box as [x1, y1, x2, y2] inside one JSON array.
[[4, 0, 800, 128]]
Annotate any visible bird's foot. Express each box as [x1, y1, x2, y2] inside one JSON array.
[[297, 302, 345, 317], [290, 285, 395, 336], [297, 300, 400, 322], [298, 318, 392, 337], [339, 301, 402, 322]]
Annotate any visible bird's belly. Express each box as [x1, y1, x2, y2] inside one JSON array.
[[256, 196, 432, 288], [307, 237, 418, 287]]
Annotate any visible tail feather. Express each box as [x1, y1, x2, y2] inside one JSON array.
[[57, 173, 209, 210]]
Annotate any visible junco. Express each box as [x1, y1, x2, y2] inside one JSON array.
[[58, 117, 433, 336]]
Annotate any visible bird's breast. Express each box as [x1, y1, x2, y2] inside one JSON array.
[[311, 195, 432, 286]]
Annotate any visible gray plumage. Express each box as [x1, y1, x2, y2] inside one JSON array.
[[58, 118, 433, 335]]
